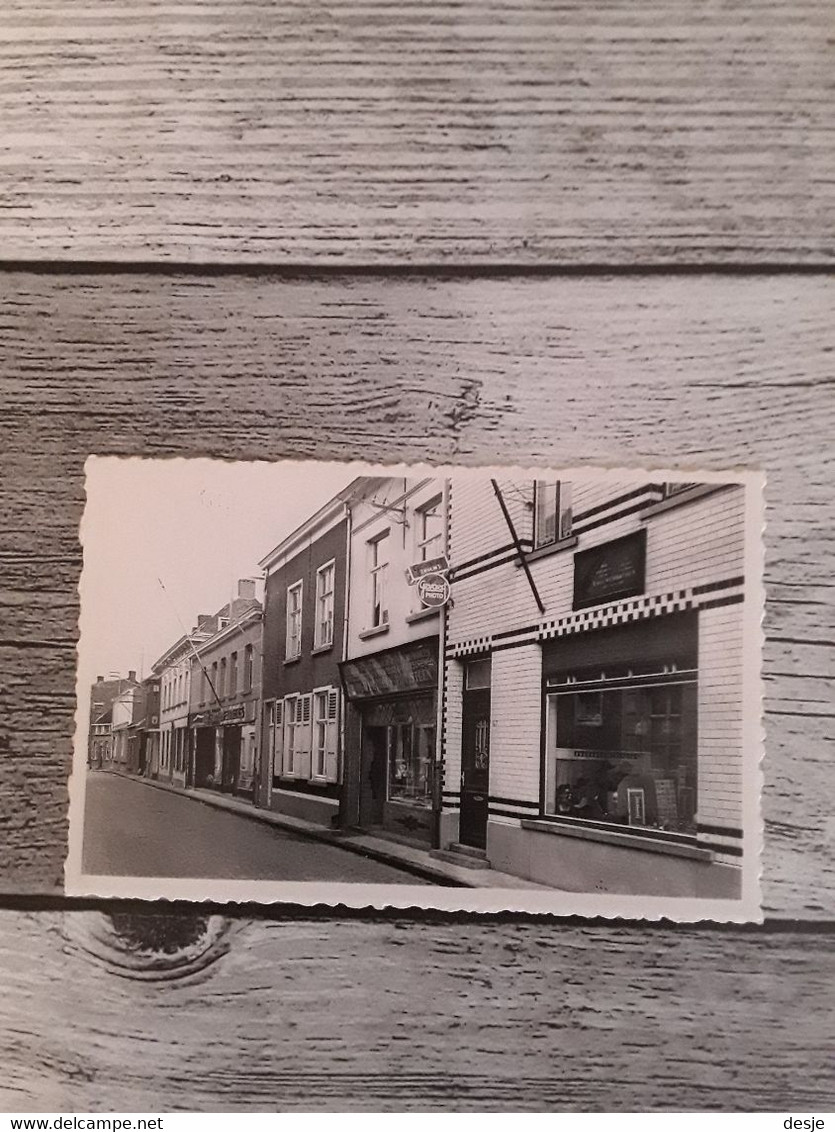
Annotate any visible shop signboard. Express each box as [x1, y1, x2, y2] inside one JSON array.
[[340, 638, 439, 700], [221, 702, 246, 725], [573, 529, 647, 611], [416, 572, 450, 608], [405, 554, 449, 585]]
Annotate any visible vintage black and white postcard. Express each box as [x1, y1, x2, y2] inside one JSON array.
[[67, 458, 764, 920]]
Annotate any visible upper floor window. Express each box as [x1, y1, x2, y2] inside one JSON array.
[[211, 661, 218, 700], [218, 617, 230, 630], [201, 665, 208, 704], [368, 532, 389, 628], [219, 657, 227, 698], [243, 644, 254, 692], [286, 580, 303, 660], [229, 651, 238, 696], [534, 481, 573, 549], [416, 497, 444, 562], [663, 482, 700, 499], [315, 561, 335, 649]]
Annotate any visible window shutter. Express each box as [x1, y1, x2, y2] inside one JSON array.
[[273, 700, 284, 777], [297, 693, 313, 780], [325, 689, 340, 783]]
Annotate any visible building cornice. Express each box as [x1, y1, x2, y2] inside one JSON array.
[[259, 479, 365, 572]]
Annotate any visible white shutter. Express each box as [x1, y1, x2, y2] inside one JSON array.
[[325, 688, 340, 783], [273, 700, 284, 777], [297, 693, 313, 780]]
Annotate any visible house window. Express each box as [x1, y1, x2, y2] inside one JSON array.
[[465, 657, 492, 690], [219, 657, 227, 698], [286, 581, 303, 659], [543, 663, 698, 834], [416, 497, 444, 562], [229, 651, 238, 696], [663, 482, 700, 498], [218, 617, 229, 630], [534, 481, 573, 548], [211, 662, 218, 702], [312, 688, 339, 780], [387, 723, 435, 806], [243, 644, 253, 692], [368, 532, 389, 628], [201, 666, 208, 705], [284, 695, 298, 775], [315, 561, 335, 649], [282, 693, 312, 778]]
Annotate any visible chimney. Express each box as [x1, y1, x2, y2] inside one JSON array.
[[237, 578, 256, 600], [128, 670, 137, 682], [96, 675, 104, 683]]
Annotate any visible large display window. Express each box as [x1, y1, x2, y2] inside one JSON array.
[[387, 722, 435, 806], [544, 662, 698, 834]]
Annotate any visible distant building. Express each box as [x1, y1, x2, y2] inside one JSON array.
[[87, 672, 138, 767], [89, 707, 113, 768], [135, 675, 161, 776], [153, 619, 218, 787], [188, 580, 262, 798], [110, 682, 145, 769]]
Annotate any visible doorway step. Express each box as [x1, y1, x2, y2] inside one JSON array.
[[430, 842, 492, 870]]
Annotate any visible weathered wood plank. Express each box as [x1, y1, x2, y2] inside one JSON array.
[[1, 271, 833, 914], [1, 912, 832, 1111], [1, 1, 833, 263]]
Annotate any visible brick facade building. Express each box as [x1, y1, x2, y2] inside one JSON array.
[[259, 493, 350, 826]]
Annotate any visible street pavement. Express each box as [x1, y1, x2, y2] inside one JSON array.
[[82, 771, 433, 883]]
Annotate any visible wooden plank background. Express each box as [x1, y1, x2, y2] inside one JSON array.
[[1, 0, 834, 264], [1, 0, 834, 1112]]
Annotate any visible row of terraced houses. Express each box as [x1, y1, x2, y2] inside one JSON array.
[[88, 474, 750, 898]]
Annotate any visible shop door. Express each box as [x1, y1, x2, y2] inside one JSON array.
[[360, 726, 387, 827], [194, 729, 214, 787], [460, 688, 490, 849], [222, 727, 242, 793]]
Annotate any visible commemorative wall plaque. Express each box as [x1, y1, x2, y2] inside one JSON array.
[[573, 529, 647, 611]]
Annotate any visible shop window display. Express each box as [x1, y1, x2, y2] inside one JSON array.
[[387, 722, 435, 806], [544, 662, 698, 834]]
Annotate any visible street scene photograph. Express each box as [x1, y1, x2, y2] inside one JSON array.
[[68, 458, 763, 916]]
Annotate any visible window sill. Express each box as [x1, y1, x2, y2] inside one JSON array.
[[283, 655, 301, 666], [405, 607, 440, 625], [311, 642, 334, 656], [359, 624, 390, 641], [516, 535, 578, 566], [640, 484, 728, 520], [520, 817, 713, 862]]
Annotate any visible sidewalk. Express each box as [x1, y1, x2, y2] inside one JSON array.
[[102, 768, 549, 889]]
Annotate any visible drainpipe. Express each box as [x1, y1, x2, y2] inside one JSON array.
[[432, 477, 451, 851], [339, 499, 354, 828]]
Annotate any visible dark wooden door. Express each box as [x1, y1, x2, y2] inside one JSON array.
[[460, 688, 491, 849], [222, 727, 241, 793]]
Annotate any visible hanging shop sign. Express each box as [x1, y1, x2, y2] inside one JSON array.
[[416, 572, 451, 608], [405, 554, 449, 585], [340, 638, 439, 700], [573, 529, 647, 611]]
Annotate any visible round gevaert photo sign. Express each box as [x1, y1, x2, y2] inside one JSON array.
[[416, 572, 451, 608]]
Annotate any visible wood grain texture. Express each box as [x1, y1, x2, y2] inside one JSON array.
[[1, 911, 832, 1111], [1, 0, 834, 264], [1, 270, 832, 915]]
